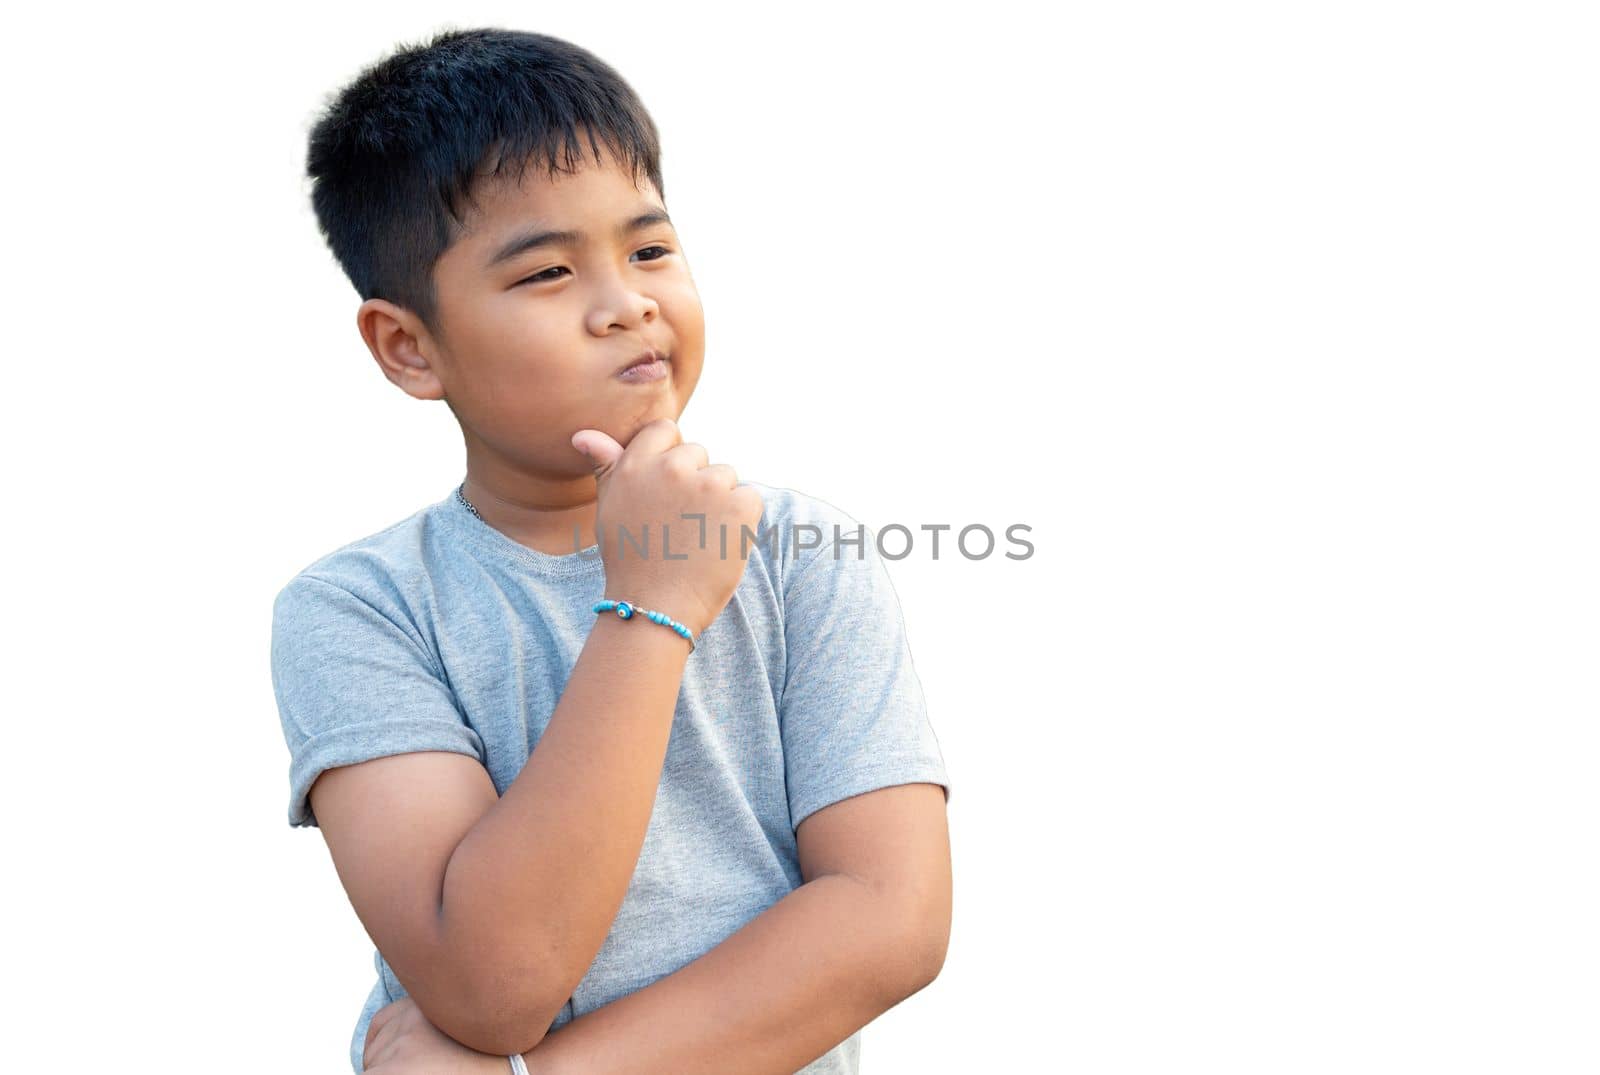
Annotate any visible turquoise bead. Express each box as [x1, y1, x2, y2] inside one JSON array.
[[591, 599, 695, 651]]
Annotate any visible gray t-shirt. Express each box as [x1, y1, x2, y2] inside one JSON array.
[[269, 479, 952, 1073]]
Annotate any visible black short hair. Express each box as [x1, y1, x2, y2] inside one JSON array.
[[305, 26, 665, 335]]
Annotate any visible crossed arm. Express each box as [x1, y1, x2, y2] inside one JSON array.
[[511, 781, 952, 1075]]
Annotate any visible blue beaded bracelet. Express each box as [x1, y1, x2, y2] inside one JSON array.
[[592, 599, 697, 651]]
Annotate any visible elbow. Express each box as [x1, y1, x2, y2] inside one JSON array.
[[413, 958, 560, 1057], [869, 919, 947, 1009], [453, 965, 562, 1056], [450, 1019, 549, 1060], [905, 918, 950, 994], [864, 896, 951, 1005], [898, 890, 952, 996], [435, 993, 552, 1058], [855, 870, 952, 1004]]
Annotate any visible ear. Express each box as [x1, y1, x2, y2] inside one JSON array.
[[356, 298, 447, 401]]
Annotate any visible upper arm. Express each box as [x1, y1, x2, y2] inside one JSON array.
[[777, 506, 953, 833], [270, 574, 540, 1047], [795, 781, 953, 987], [309, 752, 506, 1043], [778, 504, 954, 983]]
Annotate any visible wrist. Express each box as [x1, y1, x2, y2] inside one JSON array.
[[597, 590, 709, 640]]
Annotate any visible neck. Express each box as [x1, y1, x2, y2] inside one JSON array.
[[460, 451, 601, 557]]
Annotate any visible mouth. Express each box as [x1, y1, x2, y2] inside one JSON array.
[[616, 348, 668, 375], [615, 348, 671, 382]]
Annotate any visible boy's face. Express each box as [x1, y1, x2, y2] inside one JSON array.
[[374, 142, 704, 476]]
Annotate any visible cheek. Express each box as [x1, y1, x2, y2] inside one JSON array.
[[655, 271, 701, 313], [663, 290, 705, 346]]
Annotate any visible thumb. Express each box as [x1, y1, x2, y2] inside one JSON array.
[[571, 429, 624, 475]]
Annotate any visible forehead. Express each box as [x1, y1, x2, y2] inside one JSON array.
[[459, 148, 659, 239]]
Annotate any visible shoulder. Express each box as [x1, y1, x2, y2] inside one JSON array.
[[271, 498, 452, 622], [737, 480, 883, 604], [742, 480, 868, 565]]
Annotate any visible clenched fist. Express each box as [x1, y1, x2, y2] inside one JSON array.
[[571, 418, 764, 638]]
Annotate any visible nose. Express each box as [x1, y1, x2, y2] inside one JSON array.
[[586, 275, 659, 335]]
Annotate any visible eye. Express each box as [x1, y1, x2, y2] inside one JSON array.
[[518, 266, 568, 285], [514, 246, 675, 287]]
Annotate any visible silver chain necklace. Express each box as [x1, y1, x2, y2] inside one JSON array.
[[455, 482, 484, 521]]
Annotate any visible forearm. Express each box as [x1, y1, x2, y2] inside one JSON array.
[[518, 874, 934, 1075], [437, 612, 690, 1038]]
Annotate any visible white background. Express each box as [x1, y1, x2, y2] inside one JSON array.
[[5, 2, 1596, 1071]]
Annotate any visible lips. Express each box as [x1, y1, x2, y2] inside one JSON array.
[[617, 348, 668, 375]]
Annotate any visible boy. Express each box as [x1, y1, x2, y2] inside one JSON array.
[[270, 26, 953, 1075]]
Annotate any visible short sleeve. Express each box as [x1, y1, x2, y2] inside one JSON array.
[[270, 573, 486, 829], [778, 515, 952, 832]]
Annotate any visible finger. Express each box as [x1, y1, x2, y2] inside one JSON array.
[[697, 463, 739, 489], [619, 417, 683, 459], [363, 1018, 387, 1069], [571, 429, 624, 475], [732, 484, 766, 525], [664, 441, 710, 471]]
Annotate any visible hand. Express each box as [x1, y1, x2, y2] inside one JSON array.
[[572, 418, 764, 637], [362, 995, 510, 1075]]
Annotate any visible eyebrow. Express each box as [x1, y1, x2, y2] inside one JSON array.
[[484, 209, 675, 270]]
